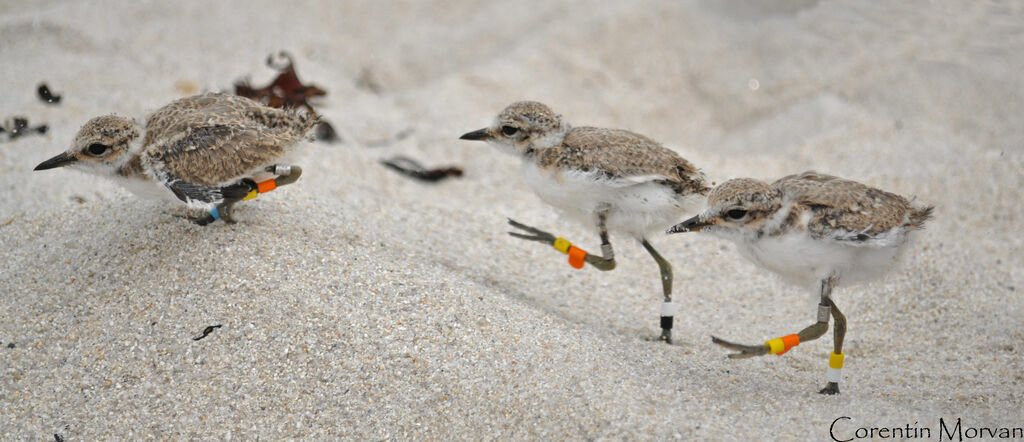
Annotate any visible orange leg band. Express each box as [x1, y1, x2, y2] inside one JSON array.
[[567, 246, 587, 269], [766, 334, 801, 355], [777, 334, 800, 355], [257, 179, 277, 194]]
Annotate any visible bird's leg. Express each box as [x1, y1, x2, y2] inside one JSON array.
[[215, 199, 241, 224], [640, 239, 675, 344], [186, 211, 217, 226], [267, 164, 302, 187], [820, 281, 847, 395], [712, 276, 842, 390], [506, 212, 616, 271], [188, 196, 244, 226], [193, 165, 304, 226], [181, 165, 303, 226]]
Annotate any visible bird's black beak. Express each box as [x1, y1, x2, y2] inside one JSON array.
[[34, 152, 77, 171], [668, 215, 706, 234], [459, 128, 491, 141]]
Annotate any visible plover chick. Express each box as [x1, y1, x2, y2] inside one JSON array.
[[34, 93, 317, 225], [460, 101, 710, 343], [668, 171, 933, 394]]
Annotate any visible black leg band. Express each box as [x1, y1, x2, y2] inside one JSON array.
[[660, 316, 674, 330]]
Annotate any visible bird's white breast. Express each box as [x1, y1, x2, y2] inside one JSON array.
[[116, 174, 179, 203], [729, 229, 908, 290], [521, 161, 701, 238]]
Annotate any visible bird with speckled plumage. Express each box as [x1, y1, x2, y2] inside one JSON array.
[[460, 101, 710, 344], [668, 171, 933, 394], [34, 93, 318, 225]]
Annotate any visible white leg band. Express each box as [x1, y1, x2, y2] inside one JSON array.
[[274, 165, 292, 176], [660, 302, 677, 317], [826, 367, 842, 383], [817, 304, 831, 323]]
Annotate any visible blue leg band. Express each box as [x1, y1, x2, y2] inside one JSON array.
[[209, 207, 220, 220]]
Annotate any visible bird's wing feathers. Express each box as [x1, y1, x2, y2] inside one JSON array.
[[150, 125, 286, 186], [146, 123, 278, 208], [150, 162, 224, 208], [151, 160, 253, 209], [775, 171, 919, 243], [548, 127, 708, 194], [143, 93, 316, 186]]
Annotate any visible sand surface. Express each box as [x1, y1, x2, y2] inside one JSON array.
[[2, 1, 1022, 439]]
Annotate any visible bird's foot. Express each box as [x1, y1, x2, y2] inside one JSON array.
[[659, 328, 673, 345], [711, 335, 770, 358], [819, 382, 840, 395], [176, 211, 216, 226], [507, 218, 556, 245]]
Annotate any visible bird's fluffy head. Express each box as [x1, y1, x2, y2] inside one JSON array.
[[35, 115, 141, 175], [460, 101, 570, 156]]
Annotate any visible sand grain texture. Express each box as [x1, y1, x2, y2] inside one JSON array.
[[1, 1, 1022, 439]]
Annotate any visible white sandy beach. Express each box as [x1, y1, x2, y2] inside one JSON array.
[[1, 0, 1022, 439]]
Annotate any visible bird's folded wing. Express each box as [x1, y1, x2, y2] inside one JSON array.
[[555, 127, 707, 193], [153, 125, 287, 185], [151, 162, 252, 209], [776, 171, 915, 244]]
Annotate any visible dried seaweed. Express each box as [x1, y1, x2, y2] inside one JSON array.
[[2, 116, 48, 142], [235, 51, 325, 112], [234, 51, 339, 143], [192, 324, 222, 341], [37, 83, 62, 104], [381, 156, 463, 182]]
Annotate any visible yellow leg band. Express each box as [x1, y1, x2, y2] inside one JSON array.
[[242, 189, 259, 201], [553, 237, 571, 254], [765, 338, 785, 355], [829, 352, 845, 369]]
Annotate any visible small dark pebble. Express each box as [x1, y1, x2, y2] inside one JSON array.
[[315, 120, 340, 143], [38, 83, 62, 104], [54, 434, 65, 442], [7, 343, 15, 349]]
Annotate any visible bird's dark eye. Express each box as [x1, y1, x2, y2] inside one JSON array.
[[87, 143, 110, 156], [726, 209, 748, 220], [501, 125, 519, 136]]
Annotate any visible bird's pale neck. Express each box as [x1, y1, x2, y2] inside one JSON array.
[[523, 124, 570, 158], [111, 132, 146, 177], [116, 153, 146, 179]]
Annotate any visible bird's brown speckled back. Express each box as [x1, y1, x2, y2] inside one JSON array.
[[141, 93, 317, 185], [774, 171, 933, 238]]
